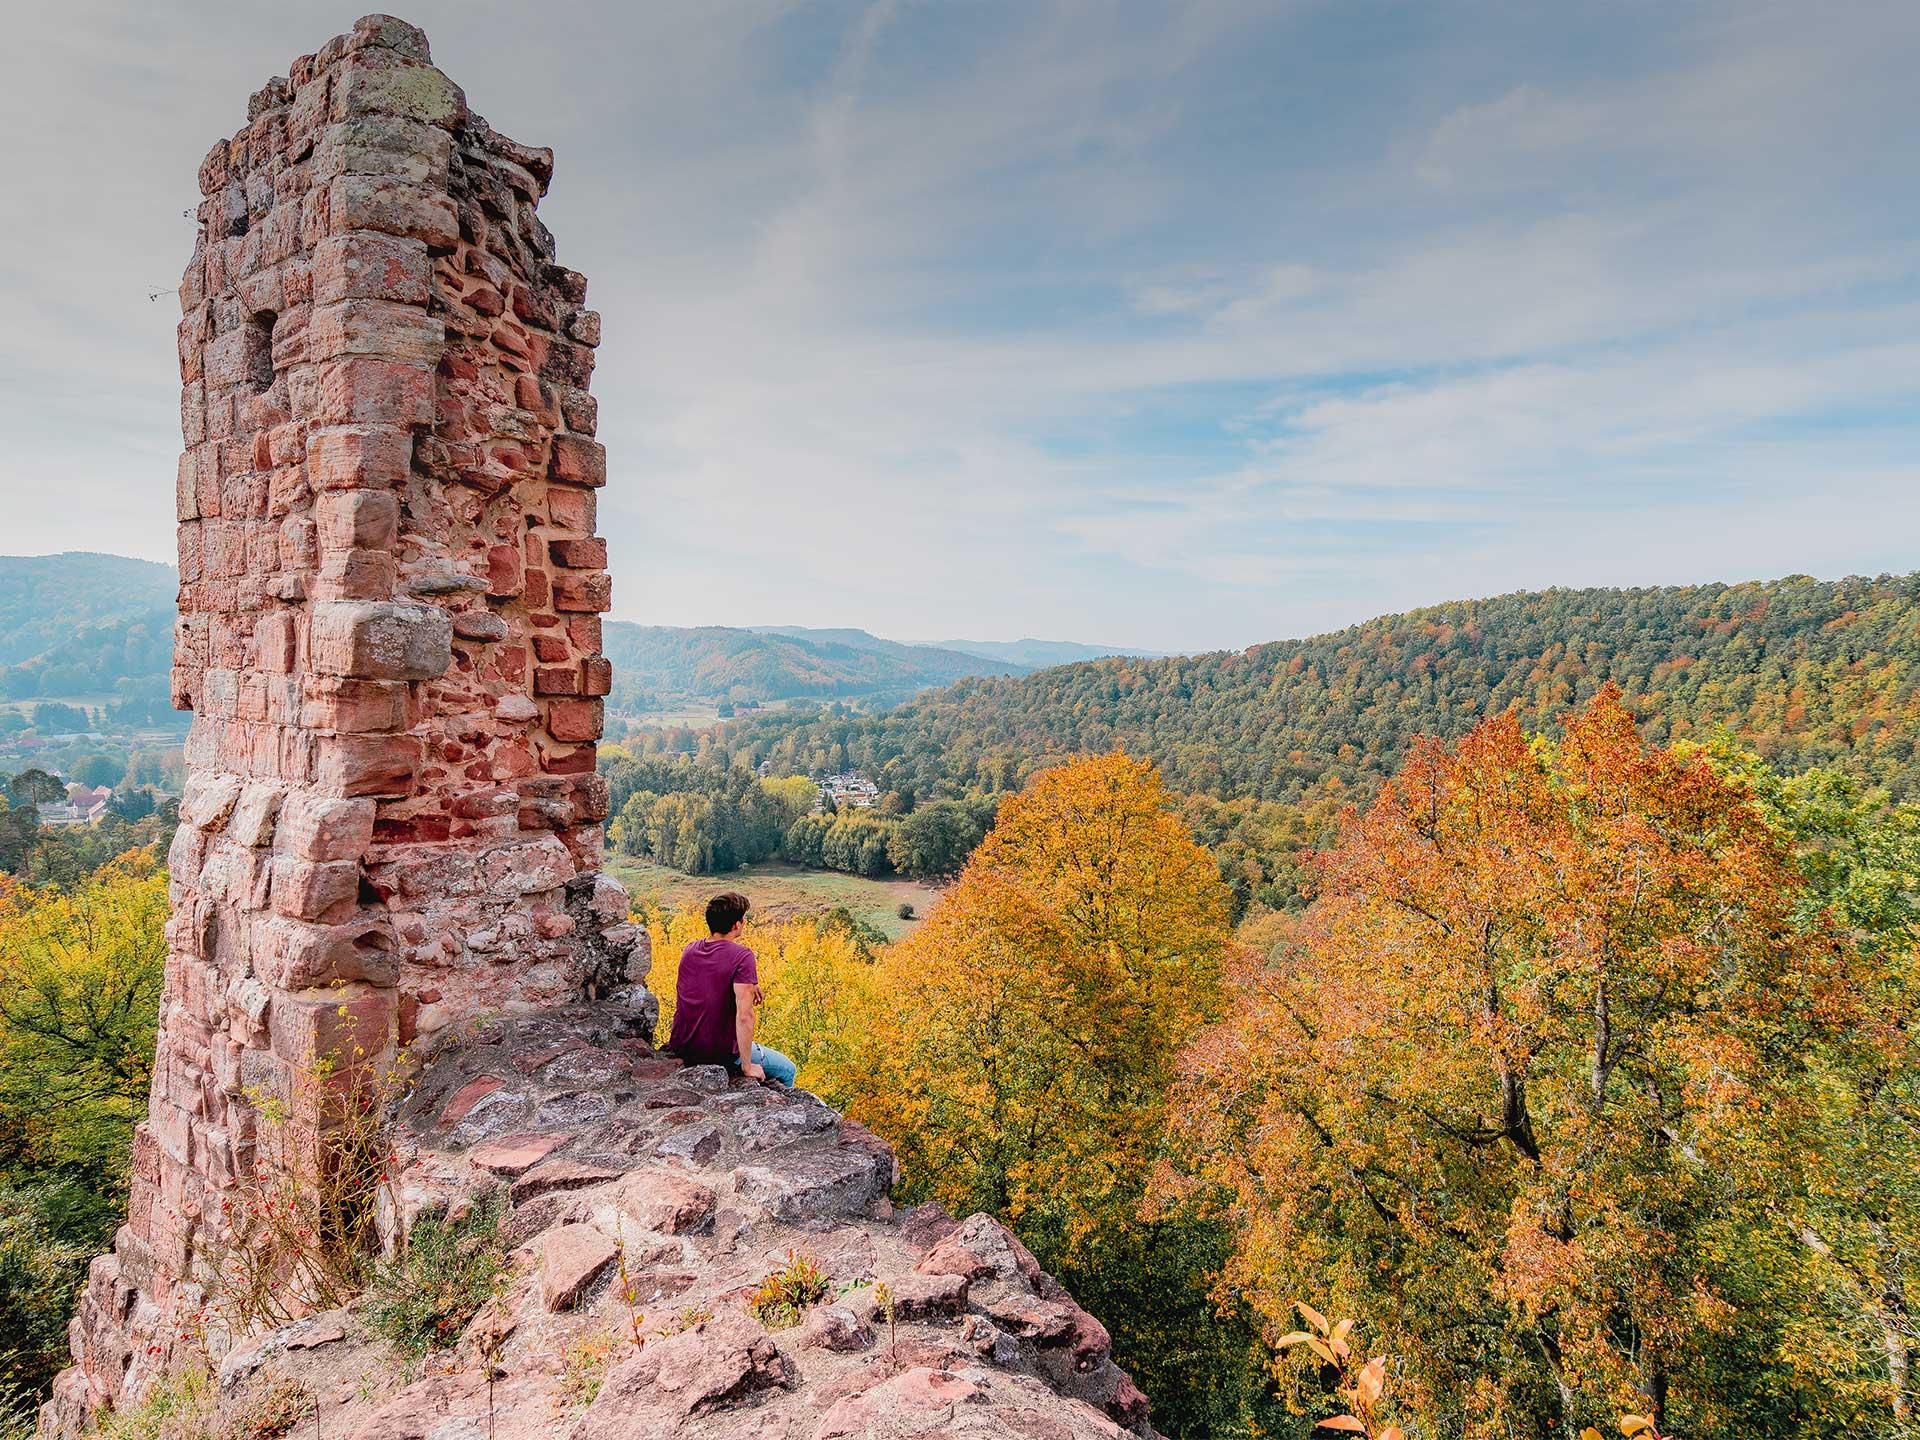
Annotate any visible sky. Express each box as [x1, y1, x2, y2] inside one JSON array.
[[1, 1, 1916, 654]]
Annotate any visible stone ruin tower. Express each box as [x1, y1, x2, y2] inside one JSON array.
[[51, 15, 644, 1425]]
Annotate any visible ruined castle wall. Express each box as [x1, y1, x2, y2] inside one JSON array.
[[49, 16, 642, 1426]]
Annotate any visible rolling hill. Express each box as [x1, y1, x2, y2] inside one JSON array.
[[0, 553, 177, 704], [602, 623, 1026, 707], [713, 572, 1920, 804]]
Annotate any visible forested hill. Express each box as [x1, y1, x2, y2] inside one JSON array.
[[717, 572, 1920, 804], [601, 623, 1026, 706], [0, 552, 176, 701]]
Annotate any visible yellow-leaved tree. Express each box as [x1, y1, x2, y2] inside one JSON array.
[[821, 753, 1233, 1262]]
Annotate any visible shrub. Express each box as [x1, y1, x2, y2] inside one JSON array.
[[746, 1250, 829, 1329], [212, 1050, 406, 1331], [84, 1365, 213, 1440], [360, 1196, 509, 1360], [896, 902, 914, 921]]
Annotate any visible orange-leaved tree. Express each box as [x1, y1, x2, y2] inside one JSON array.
[[822, 752, 1233, 1264], [1160, 687, 1866, 1439]]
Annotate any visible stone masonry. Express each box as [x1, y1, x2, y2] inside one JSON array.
[[48, 16, 643, 1428]]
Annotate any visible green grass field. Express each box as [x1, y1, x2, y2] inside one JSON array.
[[609, 858, 942, 939]]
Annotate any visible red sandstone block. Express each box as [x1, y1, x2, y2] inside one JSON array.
[[316, 490, 399, 551], [327, 175, 459, 249], [270, 856, 361, 923], [548, 434, 606, 487], [202, 521, 248, 579], [308, 356, 435, 427], [276, 792, 376, 862], [332, 52, 467, 130], [302, 674, 410, 733], [582, 656, 612, 696], [268, 465, 309, 518], [547, 699, 603, 744], [311, 232, 430, 305], [574, 773, 611, 822], [552, 571, 611, 613], [486, 544, 523, 597], [255, 610, 299, 673], [309, 299, 443, 367], [558, 386, 597, 436], [523, 568, 550, 609], [310, 600, 450, 680], [567, 615, 602, 652], [268, 982, 394, 1072], [534, 666, 580, 696], [547, 484, 594, 532], [267, 422, 306, 467], [531, 634, 568, 663], [314, 733, 423, 797], [204, 324, 271, 391], [313, 547, 398, 601], [543, 743, 596, 776], [548, 536, 605, 568], [279, 513, 318, 571], [306, 424, 413, 489]]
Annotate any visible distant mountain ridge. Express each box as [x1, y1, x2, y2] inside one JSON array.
[[0, 553, 176, 704], [0, 553, 175, 667], [604, 623, 1026, 706], [0, 556, 1125, 713], [755, 627, 1155, 670], [925, 637, 1164, 667]]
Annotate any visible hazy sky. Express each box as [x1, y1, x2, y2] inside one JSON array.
[[2, 2, 1916, 652]]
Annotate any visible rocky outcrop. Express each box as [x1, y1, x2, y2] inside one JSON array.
[[211, 1006, 1157, 1439]]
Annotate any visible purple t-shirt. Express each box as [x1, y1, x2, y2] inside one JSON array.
[[668, 937, 758, 1064]]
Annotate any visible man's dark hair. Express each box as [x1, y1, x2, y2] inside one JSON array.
[[706, 891, 750, 934]]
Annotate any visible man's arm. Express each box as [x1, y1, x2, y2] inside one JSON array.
[[733, 982, 765, 1079]]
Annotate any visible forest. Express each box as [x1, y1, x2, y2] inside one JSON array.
[[612, 572, 1920, 912]]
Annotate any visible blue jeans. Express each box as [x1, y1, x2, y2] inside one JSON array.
[[745, 1043, 797, 1087]]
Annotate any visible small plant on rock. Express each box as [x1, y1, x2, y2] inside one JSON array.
[[658, 1304, 714, 1338], [219, 1375, 314, 1440], [212, 1041, 410, 1331], [84, 1363, 215, 1440], [361, 1194, 509, 1361], [873, 1280, 898, 1372], [613, 1241, 646, 1352], [747, 1250, 830, 1329], [562, 1331, 617, 1407]]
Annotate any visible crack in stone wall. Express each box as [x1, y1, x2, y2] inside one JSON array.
[[45, 15, 648, 1430]]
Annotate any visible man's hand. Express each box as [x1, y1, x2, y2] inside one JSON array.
[[741, 1059, 768, 1080]]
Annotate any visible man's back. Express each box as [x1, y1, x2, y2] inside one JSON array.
[[668, 935, 758, 1064]]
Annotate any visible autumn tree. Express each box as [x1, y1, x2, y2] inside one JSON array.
[[0, 846, 168, 1405], [1161, 689, 1872, 1439], [824, 753, 1231, 1252]]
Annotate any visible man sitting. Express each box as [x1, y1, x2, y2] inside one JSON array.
[[665, 891, 798, 1086]]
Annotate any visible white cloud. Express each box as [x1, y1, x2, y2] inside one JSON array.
[[0, 0, 1914, 650]]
